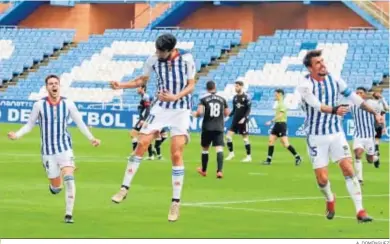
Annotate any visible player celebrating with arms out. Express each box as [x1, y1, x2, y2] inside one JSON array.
[[298, 50, 382, 222], [263, 88, 302, 166], [193, 81, 230, 178], [110, 33, 196, 222], [350, 87, 381, 185], [7, 75, 101, 224], [225, 80, 252, 162]]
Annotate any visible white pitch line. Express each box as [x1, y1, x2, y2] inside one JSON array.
[[186, 204, 390, 222], [248, 172, 268, 176], [182, 194, 389, 206]]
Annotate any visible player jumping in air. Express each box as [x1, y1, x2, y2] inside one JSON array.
[[193, 81, 229, 178], [7, 75, 101, 224], [225, 80, 252, 162], [350, 87, 381, 185], [263, 88, 302, 166], [110, 33, 196, 222], [298, 50, 381, 223]]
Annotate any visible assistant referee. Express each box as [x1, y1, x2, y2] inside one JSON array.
[[262, 89, 302, 166]]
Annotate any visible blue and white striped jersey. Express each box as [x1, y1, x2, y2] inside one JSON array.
[[297, 74, 349, 136], [350, 99, 380, 138], [15, 97, 94, 155], [143, 49, 196, 110]]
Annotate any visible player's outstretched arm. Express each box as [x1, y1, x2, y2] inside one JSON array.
[[110, 75, 149, 90], [68, 101, 100, 147], [8, 102, 40, 140]]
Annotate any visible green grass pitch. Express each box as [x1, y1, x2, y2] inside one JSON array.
[[0, 123, 388, 238]]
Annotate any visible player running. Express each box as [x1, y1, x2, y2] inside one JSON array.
[[193, 81, 229, 178], [350, 87, 381, 185], [298, 50, 381, 223], [371, 91, 388, 158], [131, 85, 156, 160], [263, 88, 302, 166], [225, 80, 252, 162], [110, 33, 196, 222], [7, 75, 101, 224]]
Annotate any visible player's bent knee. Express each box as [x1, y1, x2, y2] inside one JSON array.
[[49, 177, 62, 194], [314, 168, 328, 185], [171, 151, 183, 164], [216, 146, 223, 153]]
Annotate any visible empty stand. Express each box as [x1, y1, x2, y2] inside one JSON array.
[[0, 27, 75, 85], [1, 29, 240, 104]]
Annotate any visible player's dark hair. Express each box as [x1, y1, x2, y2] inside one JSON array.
[[235, 80, 244, 87], [275, 89, 284, 96], [206, 80, 216, 91], [303, 49, 322, 67], [155, 33, 177, 52], [45, 74, 60, 84], [356, 87, 367, 93], [141, 85, 146, 91]]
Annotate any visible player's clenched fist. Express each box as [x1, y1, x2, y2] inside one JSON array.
[[91, 138, 101, 147], [110, 81, 121, 90], [336, 105, 349, 116], [7, 131, 17, 140]]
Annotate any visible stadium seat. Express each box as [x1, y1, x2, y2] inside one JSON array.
[[2, 29, 241, 104]]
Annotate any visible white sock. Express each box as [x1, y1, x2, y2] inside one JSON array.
[[64, 175, 75, 216], [319, 181, 334, 202], [345, 176, 363, 213], [373, 155, 379, 162], [354, 159, 363, 181], [172, 166, 184, 201], [122, 156, 142, 188]]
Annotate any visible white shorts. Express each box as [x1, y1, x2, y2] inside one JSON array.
[[41, 150, 75, 179], [306, 132, 352, 169], [140, 105, 191, 139], [353, 137, 375, 156]]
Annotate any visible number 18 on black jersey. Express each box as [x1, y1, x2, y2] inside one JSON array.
[[199, 93, 228, 132]]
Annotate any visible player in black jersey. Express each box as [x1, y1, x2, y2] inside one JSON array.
[[225, 80, 252, 162], [193, 81, 229, 178], [131, 85, 155, 160]]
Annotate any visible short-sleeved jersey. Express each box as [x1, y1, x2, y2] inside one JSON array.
[[275, 100, 287, 122], [143, 49, 196, 110], [230, 93, 251, 122], [297, 74, 349, 136], [350, 99, 379, 139], [138, 93, 152, 120], [200, 92, 228, 132]]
